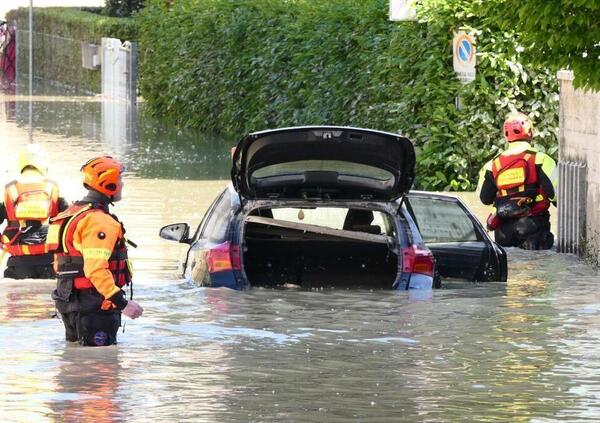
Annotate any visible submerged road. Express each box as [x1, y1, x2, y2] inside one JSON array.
[[1, 88, 599, 422]]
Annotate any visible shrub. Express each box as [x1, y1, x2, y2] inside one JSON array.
[[483, 0, 600, 90], [104, 0, 146, 18], [140, 0, 558, 189]]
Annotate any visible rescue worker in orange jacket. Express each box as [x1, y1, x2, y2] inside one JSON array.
[[50, 156, 143, 346], [0, 144, 68, 278], [477, 112, 558, 250]]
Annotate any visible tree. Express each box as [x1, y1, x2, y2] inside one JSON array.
[[104, 0, 145, 17], [483, 0, 600, 90]]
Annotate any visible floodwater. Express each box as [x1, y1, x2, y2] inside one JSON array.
[[1, 87, 599, 422]]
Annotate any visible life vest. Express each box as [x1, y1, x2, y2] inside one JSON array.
[[49, 203, 132, 292], [491, 150, 550, 217], [1, 179, 59, 256]]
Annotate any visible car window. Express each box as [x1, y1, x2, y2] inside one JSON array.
[[200, 189, 233, 243], [253, 160, 393, 182], [191, 190, 223, 242], [407, 197, 478, 243], [271, 208, 344, 228], [379, 213, 397, 237], [268, 207, 393, 235]]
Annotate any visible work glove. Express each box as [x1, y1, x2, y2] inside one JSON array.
[[122, 300, 144, 319]]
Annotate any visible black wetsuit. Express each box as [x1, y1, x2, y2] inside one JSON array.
[[479, 157, 556, 250]]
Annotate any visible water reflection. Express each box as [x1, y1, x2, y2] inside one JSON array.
[[1, 85, 600, 421], [0, 90, 14, 121], [0, 279, 54, 321], [11, 83, 234, 180], [51, 347, 123, 423]]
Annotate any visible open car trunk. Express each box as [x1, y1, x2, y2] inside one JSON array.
[[242, 215, 399, 289], [232, 126, 415, 201]]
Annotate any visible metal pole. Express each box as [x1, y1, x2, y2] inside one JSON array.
[[558, 162, 564, 252], [569, 163, 575, 253], [28, 0, 33, 143], [575, 164, 580, 254], [563, 162, 568, 253]]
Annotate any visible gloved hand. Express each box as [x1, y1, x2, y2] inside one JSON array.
[[122, 300, 144, 319], [486, 213, 502, 231]]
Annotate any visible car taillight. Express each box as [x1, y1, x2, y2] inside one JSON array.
[[206, 242, 241, 273], [401, 244, 435, 277]]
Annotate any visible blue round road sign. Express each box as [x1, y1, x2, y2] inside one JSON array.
[[459, 39, 471, 62]]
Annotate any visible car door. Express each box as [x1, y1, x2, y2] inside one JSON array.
[[403, 192, 507, 282]]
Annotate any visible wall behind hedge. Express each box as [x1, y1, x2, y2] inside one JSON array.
[[137, 0, 558, 190], [7, 7, 137, 93]]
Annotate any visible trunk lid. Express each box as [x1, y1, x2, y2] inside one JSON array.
[[231, 126, 415, 201]]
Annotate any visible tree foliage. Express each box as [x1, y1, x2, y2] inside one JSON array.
[[482, 0, 600, 90], [137, 0, 559, 190], [104, 0, 146, 18]]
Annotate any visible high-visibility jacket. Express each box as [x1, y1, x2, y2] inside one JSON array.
[[49, 203, 131, 309], [478, 141, 558, 217], [1, 178, 60, 256]]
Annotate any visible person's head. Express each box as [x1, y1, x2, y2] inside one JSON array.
[[18, 144, 49, 175], [81, 156, 124, 202], [503, 111, 533, 142]]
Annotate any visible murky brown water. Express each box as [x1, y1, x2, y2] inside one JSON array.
[[1, 88, 599, 422]]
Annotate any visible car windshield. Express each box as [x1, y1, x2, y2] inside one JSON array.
[[252, 160, 393, 181]]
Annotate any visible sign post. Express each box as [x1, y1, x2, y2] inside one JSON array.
[[28, 0, 33, 143], [453, 30, 476, 84]]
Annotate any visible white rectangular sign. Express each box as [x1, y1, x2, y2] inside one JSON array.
[[453, 30, 476, 84], [389, 0, 417, 21]]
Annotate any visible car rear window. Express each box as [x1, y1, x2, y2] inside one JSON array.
[[408, 197, 478, 243], [252, 160, 393, 181]]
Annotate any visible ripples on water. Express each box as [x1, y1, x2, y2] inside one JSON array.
[[1, 88, 600, 422]]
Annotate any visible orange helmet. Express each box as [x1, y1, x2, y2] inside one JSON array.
[[81, 156, 123, 198], [503, 112, 533, 142]]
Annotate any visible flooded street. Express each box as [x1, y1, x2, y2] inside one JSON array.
[[1, 89, 600, 422]]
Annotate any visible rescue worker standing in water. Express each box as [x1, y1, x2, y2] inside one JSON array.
[[50, 156, 143, 346], [0, 144, 68, 278], [478, 112, 558, 250]]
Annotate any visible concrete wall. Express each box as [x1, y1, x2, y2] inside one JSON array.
[[558, 70, 600, 263]]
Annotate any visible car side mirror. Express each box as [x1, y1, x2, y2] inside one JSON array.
[[159, 223, 191, 244]]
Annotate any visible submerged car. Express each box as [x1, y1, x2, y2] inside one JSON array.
[[160, 126, 507, 290]]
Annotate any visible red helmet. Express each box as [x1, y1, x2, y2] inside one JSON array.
[[81, 156, 123, 198], [503, 112, 533, 142]]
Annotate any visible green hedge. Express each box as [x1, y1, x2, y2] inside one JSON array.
[[104, 0, 146, 18], [137, 0, 558, 190], [7, 7, 137, 93]]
